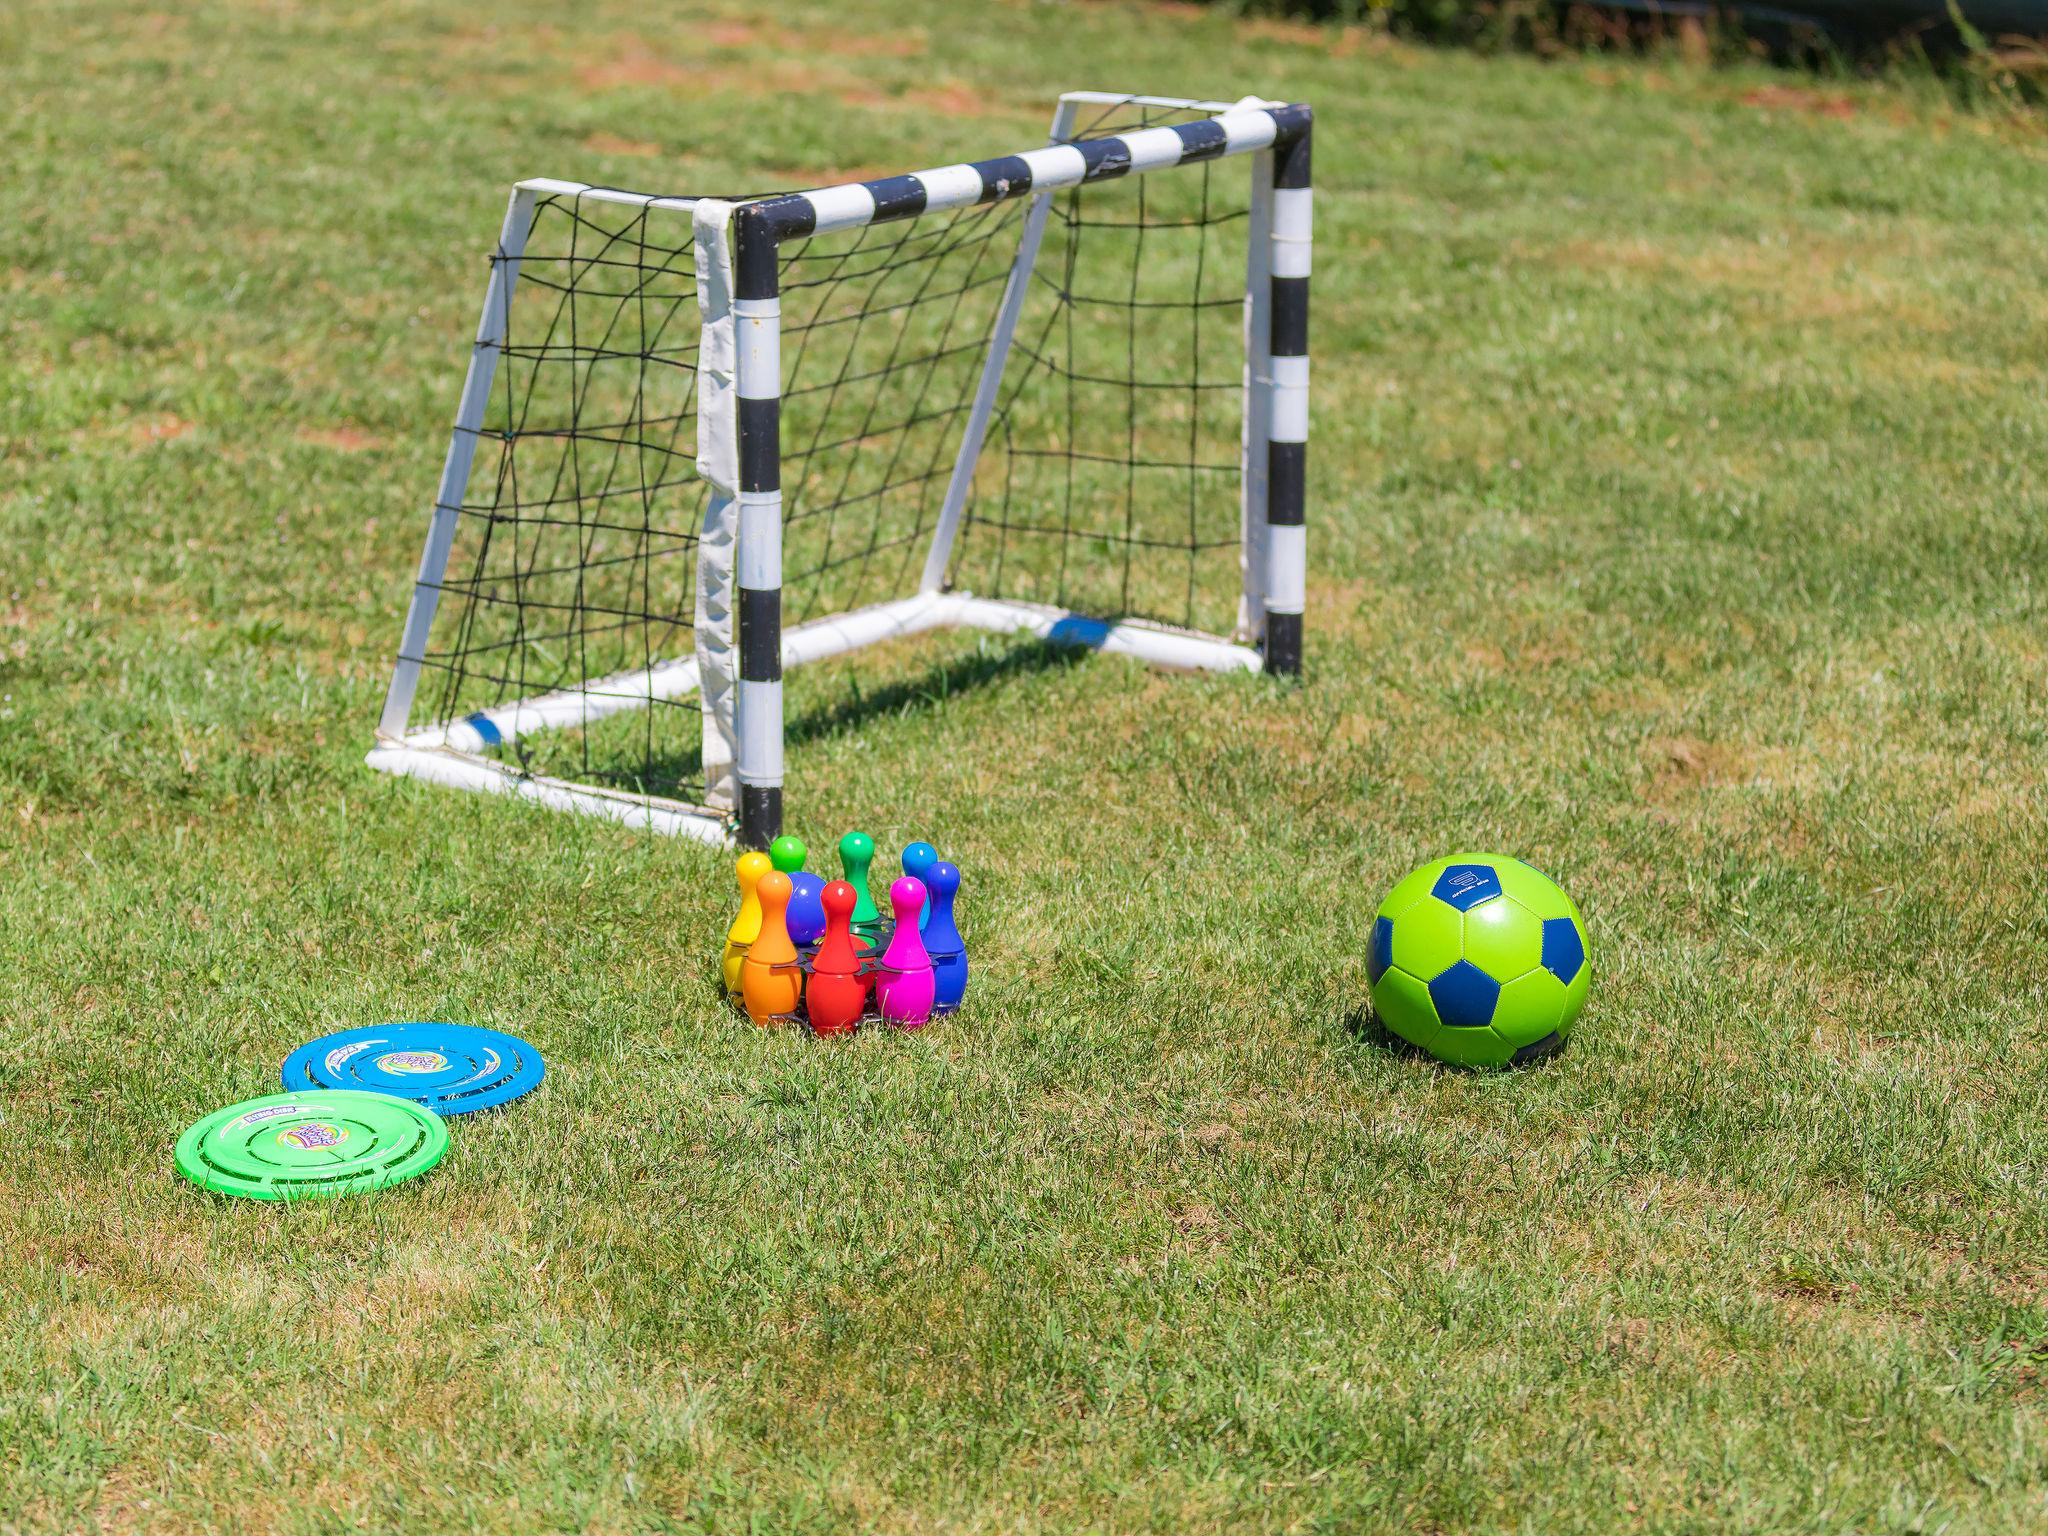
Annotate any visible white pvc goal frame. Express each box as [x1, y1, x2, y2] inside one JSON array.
[[369, 91, 1313, 848]]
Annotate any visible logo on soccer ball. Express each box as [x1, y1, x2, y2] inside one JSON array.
[[375, 1051, 449, 1075], [278, 1121, 349, 1149], [1431, 863, 1504, 911]]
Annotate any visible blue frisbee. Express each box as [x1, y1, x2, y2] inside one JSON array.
[[282, 1022, 544, 1116]]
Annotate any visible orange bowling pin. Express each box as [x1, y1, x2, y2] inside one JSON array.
[[740, 870, 803, 1026]]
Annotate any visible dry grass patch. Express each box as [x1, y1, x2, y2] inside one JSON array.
[[122, 413, 197, 448], [1739, 84, 1858, 121], [568, 23, 927, 109], [295, 425, 381, 452], [581, 130, 665, 158]]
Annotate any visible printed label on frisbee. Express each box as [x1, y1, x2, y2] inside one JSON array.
[[223, 1104, 299, 1134], [278, 1121, 348, 1149], [281, 1023, 544, 1116], [324, 1040, 377, 1074]]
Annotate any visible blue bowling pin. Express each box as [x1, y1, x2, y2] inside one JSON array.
[[925, 860, 967, 1014], [786, 870, 827, 952], [900, 841, 938, 931]]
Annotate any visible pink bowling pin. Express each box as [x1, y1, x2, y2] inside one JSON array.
[[873, 876, 935, 1029]]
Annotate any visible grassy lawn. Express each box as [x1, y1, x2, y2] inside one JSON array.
[[5, 2, 2047, 1531]]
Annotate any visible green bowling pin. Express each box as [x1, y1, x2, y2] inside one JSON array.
[[770, 834, 807, 875], [839, 831, 884, 949]]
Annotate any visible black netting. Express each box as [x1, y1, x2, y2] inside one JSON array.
[[950, 100, 1250, 633], [419, 192, 712, 802], [775, 198, 1023, 623], [409, 100, 1250, 805]]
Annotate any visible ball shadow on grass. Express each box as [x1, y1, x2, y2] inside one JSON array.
[[1343, 1004, 1435, 1063], [1343, 1006, 1569, 1073]]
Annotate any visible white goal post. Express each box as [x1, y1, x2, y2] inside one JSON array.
[[369, 91, 1313, 848]]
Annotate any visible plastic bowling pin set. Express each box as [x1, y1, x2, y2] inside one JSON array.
[[722, 832, 969, 1034]]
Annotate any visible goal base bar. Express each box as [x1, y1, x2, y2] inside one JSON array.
[[372, 595, 1261, 843], [405, 593, 1263, 757], [364, 744, 731, 844], [789, 592, 1264, 677]]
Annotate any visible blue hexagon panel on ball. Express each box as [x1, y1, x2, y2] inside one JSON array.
[[1542, 917, 1586, 985], [1368, 917, 1395, 984], [1428, 960, 1500, 1030], [282, 1022, 545, 1115], [1365, 852, 1591, 1068]]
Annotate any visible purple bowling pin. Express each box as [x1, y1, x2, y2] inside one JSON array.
[[925, 861, 966, 1014], [873, 876, 935, 1028], [786, 870, 827, 952]]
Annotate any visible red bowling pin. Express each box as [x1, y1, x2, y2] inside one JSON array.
[[806, 880, 866, 1037], [873, 876, 935, 1029]]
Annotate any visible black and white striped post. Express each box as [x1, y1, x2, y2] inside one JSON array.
[[732, 205, 787, 850], [1261, 107, 1311, 678]]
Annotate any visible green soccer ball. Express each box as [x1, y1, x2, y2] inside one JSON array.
[[1368, 852, 1590, 1069]]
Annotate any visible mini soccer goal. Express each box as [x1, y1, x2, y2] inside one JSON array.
[[370, 92, 1313, 848]]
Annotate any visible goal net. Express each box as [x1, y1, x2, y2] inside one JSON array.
[[370, 92, 1312, 846]]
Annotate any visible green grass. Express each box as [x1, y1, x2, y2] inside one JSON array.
[[4, 2, 2047, 1531]]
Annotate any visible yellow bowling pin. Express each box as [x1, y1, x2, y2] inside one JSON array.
[[722, 851, 772, 1002]]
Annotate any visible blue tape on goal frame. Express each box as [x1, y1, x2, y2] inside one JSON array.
[[282, 1022, 544, 1116]]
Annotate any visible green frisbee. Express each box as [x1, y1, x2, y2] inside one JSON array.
[[174, 1090, 449, 1201]]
